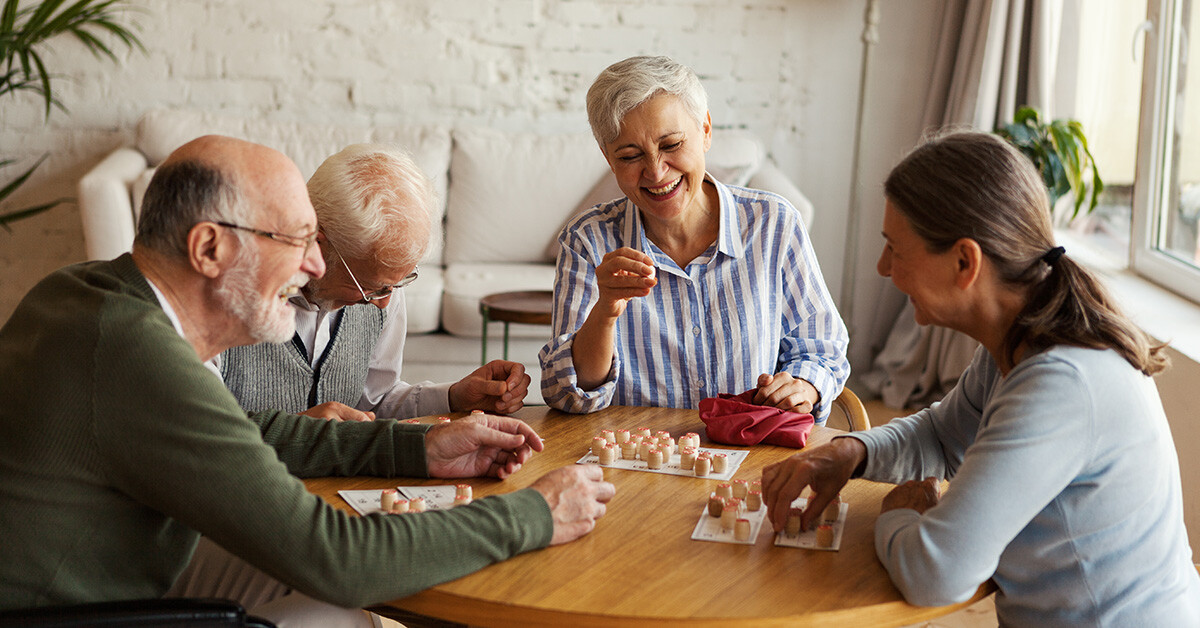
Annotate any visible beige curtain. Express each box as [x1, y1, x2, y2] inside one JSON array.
[[861, 0, 1066, 410]]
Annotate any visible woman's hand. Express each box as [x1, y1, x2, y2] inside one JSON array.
[[753, 372, 818, 414], [571, 247, 657, 389], [882, 477, 941, 515], [761, 437, 866, 532], [592, 247, 657, 319]]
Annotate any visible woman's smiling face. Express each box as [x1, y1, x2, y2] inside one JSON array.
[[602, 93, 711, 223]]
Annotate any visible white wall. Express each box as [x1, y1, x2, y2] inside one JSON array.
[[0, 0, 879, 324]]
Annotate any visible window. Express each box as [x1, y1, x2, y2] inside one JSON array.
[[1069, 0, 1200, 304], [1133, 0, 1200, 302]]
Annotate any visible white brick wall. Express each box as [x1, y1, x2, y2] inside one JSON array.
[[0, 0, 871, 322]]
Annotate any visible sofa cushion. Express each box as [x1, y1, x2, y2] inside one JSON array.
[[440, 262, 557, 338], [444, 128, 611, 266], [135, 109, 453, 265], [403, 265, 443, 334]]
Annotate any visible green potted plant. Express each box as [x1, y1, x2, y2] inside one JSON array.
[[0, 0, 142, 231], [995, 105, 1105, 222]]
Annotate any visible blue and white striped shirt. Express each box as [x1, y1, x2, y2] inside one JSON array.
[[539, 176, 849, 421]]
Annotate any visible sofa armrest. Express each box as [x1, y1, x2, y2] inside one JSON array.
[[78, 147, 149, 261], [748, 160, 815, 228]]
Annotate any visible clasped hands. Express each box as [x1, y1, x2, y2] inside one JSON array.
[[761, 437, 941, 533]]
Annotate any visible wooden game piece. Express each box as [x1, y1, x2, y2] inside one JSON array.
[[679, 448, 697, 470], [598, 443, 617, 465], [615, 428, 630, 444], [655, 430, 671, 441], [592, 436, 607, 456], [708, 493, 725, 517], [409, 497, 427, 512], [405, 419, 420, 423], [439, 417, 451, 423], [455, 484, 472, 499], [720, 503, 738, 530], [600, 429, 615, 445], [380, 489, 397, 512], [715, 482, 733, 499], [638, 440, 653, 461], [391, 499, 410, 514], [711, 453, 728, 474], [821, 495, 841, 524], [751, 479, 762, 493], [816, 524, 835, 548], [636, 427, 651, 438], [470, 409, 484, 415], [694, 455, 711, 477], [621, 440, 638, 460], [647, 448, 664, 469], [727, 497, 744, 515], [732, 479, 749, 499], [785, 508, 803, 536], [734, 518, 752, 542], [453, 494, 472, 507], [747, 490, 762, 512], [658, 437, 675, 457]]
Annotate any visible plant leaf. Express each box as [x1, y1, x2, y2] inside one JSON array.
[[0, 197, 69, 232]]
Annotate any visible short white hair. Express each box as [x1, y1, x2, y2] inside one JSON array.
[[306, 143, 434, 269], [586, 55, 708, 146]]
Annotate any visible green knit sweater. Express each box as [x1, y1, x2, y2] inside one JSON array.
[[0, 255, 552, 610]]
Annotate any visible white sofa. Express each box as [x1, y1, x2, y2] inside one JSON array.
[[78, 109, 815, 405]]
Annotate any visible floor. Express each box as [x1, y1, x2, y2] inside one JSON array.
[[865, 400, 999, 628]]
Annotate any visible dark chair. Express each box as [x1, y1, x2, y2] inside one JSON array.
[[0, 598, 276, 628]]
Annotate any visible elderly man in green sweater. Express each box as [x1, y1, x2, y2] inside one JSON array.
[[0, 135, 614, 627]]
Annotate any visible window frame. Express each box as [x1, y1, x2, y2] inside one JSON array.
[[1133, 0, 1200, 303]]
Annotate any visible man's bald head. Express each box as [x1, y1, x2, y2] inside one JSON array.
[[134, 135, 309, 259]]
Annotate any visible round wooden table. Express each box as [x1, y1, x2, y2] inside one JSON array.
[[478, 290, 553, 363], [306, 406, 994, 626]]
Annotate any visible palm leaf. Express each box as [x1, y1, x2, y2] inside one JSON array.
[[0, 197, 69, 232]]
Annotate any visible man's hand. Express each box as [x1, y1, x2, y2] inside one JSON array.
[[882, 477, 941, 515], [761, 437, 866, 533], [448, 360, 531, 415], [753, 372, 819, 414], [425, 414, 544, 479], [299, 401, 376, 422], [529, 465, 616, 545]]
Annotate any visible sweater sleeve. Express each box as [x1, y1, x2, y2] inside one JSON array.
[[94, 307, 554, 608], [851, 351, 1093, 606], [247, 409, 432, 478]]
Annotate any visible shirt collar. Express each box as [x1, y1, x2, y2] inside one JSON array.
[[621, 172, 745, 261]]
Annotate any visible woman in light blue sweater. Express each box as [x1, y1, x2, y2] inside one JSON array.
[[762, 132, 1200, 626]]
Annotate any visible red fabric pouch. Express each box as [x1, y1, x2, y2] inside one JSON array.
[[698, 389, 815, 448]]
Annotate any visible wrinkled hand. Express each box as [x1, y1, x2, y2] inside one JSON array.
[[753, 372, 819, 414], [448, 360, 531, 414], [529, 465, 616, 545], [299, 401, 375, 422], [882, 477, 941, 515], [761, 437, 865, 533], [425, 414, 544, 479], [593, 247, 657, 319]]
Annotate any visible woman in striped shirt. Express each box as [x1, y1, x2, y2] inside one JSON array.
[[539, 56, 849, 420]]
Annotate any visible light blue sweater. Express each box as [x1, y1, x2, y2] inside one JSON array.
[[850, 345, 1200, 626]]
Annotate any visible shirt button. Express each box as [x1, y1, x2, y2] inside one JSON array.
[[692, 326, 701, 336], [697, 381, 705, 389]]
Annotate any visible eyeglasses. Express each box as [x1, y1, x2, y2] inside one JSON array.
[[216, 221, 319, 255], [327, 239, 418, 303]]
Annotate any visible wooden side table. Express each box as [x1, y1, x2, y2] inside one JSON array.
[[478, 290, 553, 364]]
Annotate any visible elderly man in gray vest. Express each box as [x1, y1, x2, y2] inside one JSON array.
[[215, 143, 530, 422]]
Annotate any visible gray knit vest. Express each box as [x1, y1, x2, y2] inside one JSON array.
[[219, 305, 387, 413]]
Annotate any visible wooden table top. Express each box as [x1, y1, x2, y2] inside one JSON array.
[[478, 290, 553, 325], [305, 405, 993, 627]]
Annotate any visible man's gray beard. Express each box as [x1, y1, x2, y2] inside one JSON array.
[[214, 246, 298, 345]]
